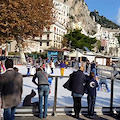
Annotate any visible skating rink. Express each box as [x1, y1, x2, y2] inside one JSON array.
[[15, 65, 120, 108]]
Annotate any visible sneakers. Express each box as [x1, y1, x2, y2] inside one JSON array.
[[87, 115, 94, 119], [89, 115, 94, 119]]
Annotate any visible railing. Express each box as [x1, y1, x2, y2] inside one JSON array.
[[20, 68, 120, 116], [98, 68, 114, 114]]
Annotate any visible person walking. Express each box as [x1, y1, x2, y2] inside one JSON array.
[[0, 58, 23, 120], [63, 66, 86, 119], [85, 72, 98, 119], [32, 67, 50, 119]]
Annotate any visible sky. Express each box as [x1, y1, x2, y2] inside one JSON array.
[[84, 0, 120, 25]]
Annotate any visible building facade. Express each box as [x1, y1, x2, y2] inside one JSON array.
[[8, 0, 69, 54]]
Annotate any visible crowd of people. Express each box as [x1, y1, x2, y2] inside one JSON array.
[[0, 57, 117, 120]]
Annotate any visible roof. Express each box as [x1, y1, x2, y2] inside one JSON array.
[[46, 49, 65, 52], [69, 51, 85, 57]]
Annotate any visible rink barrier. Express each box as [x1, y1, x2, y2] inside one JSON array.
[[20, 69, 120, 117], [15, 106, 120, 116]]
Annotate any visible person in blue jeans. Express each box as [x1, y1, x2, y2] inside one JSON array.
[[0, 59, 23, 120], [32, 67, 50, 119], [85, 72, 98, 119], [91, 61, 96, 76]]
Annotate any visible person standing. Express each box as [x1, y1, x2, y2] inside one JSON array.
[[96, 62, 98, 76], [26, 61, 31, 75], [50, 60, 55, 74], [59, 61, 66, 78], [32, 67, 50, 119], [91, 61, 96, 75], [0, 60, 5, 74], [111, 61, 116, 71], [63, 66, 86, 118], [86, 60, 90, 73], [85, 72, 98, 119], [0, 59, 23, 120]]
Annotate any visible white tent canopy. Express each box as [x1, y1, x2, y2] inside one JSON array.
[[69, 50, 86, 57]]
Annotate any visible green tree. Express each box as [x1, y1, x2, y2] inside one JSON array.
[[0, 0, 54, 63], [62, 29, 97, 51]]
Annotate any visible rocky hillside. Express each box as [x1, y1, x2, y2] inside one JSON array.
[[90, 10, 120, 29], [57, 0, 97, 35]]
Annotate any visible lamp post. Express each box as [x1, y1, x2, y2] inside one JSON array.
[[76, 48, 79, 61], [69, 41, 71, 48], [76, 48, 79, 69]]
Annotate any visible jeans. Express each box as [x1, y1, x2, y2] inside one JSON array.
[[92, 68, 96, 76], [38, 85, 50, 118], [87, 95, 96, 116], [27, 68, 30, 74], [4, 106, 17, 120]]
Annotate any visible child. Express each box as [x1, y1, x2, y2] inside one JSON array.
[[23, 89, 36, 106], [86, 72, 98, 119]]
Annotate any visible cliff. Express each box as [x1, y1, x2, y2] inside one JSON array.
[[57, 0, 97, 35]]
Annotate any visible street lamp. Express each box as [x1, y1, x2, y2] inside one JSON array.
[[69, 41, 71, 48], [76, 48, 79, 61]]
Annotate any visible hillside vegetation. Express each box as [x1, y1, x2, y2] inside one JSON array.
[[90, 11, 120, 29]]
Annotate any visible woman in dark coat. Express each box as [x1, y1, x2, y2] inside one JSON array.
[[66, 66, 86, 118]]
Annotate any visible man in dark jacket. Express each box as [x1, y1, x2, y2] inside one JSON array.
[[0, 59, 23, 120], [69, 66, 86, 118]]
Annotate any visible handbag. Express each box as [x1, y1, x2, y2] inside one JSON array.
[[63, 78, 72, 91], [63, 72, 74, 91]]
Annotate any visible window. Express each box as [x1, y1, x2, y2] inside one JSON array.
[[40, 41, 42, 46], [47, 34, 49, 40], [47, 41, 49, 46], [54, 27, 56, 32], [40, 34, 42, 39], [47, 26, 50, 31]]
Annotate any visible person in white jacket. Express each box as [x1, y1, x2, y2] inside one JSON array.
[[50, 60, 55, 74]]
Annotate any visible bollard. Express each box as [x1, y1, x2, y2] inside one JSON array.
[[52, 76, 58, 116], [110, 71, 114, 115], [0, 92, 1, 120]]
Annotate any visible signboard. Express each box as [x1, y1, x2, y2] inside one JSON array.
[[51, 51, 58, 55]]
